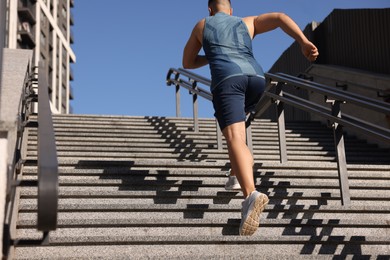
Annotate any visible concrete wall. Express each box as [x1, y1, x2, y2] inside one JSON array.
[[1, 0, 7, 256], [269, 9, 390, 122], [0, 0, 5, 56], [305, 64, 390, 147], [0, 133, 7, 258], [268, 8, 390, 147], [0, 48, 33, 258]]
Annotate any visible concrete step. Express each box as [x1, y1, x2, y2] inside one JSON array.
[[17, 196, 390, 210], [26, 143, 388, 156], [14, 243, 390, 260], [24, 151, 390, 164], [16, 226, 390, 244], [27, 128, 372, 144], [26, 141, 381, 153], [17, 209, 390, 224], [13, 233, 390, 249], [46, 119, 331, 132], [21, 164, 390, 178], [33, 157, 390, 170], [48, 133, 359, 150], [17, 196, 390, 220], [25, 150, 390, 164], [17, 216, 388, 229], [35, 128, 339, 139], [19, 188, 390, 206], [19, 173, 390, 188], [24, 152, 343, 162]]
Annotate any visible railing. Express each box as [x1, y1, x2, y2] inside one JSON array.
[[303, 64, 390, 101], [166, 67, 390, 207], [36, 64, 59, 241], [166, 68, 224, 149], [5, 63, 58, 248], [3, 62, 37, 255], [252, 73, 390, 207]]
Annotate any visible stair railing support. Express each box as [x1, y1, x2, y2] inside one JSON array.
[[216, 120, 223, 151], [175, 84, 181, 117], [276, 83, 288, 163], [328, 98, 351, 207], [190, 79, 200, 132], [246, 124, 254, 155]]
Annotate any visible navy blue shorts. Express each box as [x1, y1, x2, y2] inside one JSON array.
[[212, 75, 265, 131]]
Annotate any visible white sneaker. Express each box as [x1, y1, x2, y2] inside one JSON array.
[[239, 191, 269, 236], [225, 170, 241, 190]]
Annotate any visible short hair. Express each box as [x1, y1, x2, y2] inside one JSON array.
[[208, 0, 231, 7]]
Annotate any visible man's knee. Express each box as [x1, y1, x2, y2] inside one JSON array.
[[222, 122, 246, 143]]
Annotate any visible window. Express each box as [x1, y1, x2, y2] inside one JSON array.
[[62, 46, 66, 61], [21, 22, 30, 32], [40, 53, 46, 68], [40, 32, 46, 48], [62, 6, 67, 19], [62, 63, 67, 82], [41, 11, 48, 29]]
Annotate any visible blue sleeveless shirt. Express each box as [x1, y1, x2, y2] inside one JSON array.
[[203, 12, 264, 91]]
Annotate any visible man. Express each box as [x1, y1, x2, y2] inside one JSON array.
[[182, 0, 319, 236]]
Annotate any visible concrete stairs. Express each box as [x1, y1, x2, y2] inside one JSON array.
[[13, 114, 390, 259]]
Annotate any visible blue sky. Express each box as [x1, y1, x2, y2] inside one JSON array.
[[71, 0, 389, 118]]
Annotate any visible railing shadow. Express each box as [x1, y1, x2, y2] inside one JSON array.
[[145, 116, 209, 162], [74, 157, 382, 257], [281, 121, 390, 165], [253, 168, 386, 258]]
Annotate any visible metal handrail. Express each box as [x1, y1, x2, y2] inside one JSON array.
[[252, 72, 390, 207], [167, 68, 214, 135], [36, 64, 59, 239], [167, 68, 212, 101], [166, 67, 390, 207], [3, 62, 58, 253], [167, 68, 390, 143], [259, 73, 390, 143], [275, 73, 390, 115]]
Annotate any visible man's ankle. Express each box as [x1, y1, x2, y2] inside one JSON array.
[[244, 190, 256, 199]]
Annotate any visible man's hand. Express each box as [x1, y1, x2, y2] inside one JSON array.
[[301, 41, 319, 62]]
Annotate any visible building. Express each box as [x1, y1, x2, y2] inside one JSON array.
[[268, 8, 390, 139], [2, 0, 76, 114]]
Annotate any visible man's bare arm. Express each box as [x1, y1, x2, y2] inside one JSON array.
[[243, 13, 319, 62], [182, 19, 209, 69]]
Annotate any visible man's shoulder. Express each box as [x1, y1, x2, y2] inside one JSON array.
[[192, 19, 206, 42], [241, 16, 256, 23], [195, 18, 206, 30]]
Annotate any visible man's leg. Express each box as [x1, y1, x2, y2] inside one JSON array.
[[223, 121, 269, 236], [222, 121, 255, 197]]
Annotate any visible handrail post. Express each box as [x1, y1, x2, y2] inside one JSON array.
[[193, 93, 199, 132], [216, 120, 223, 151], [329, 99, 351, 207], [172, 69, 181, 117], [276, 83, 288, 163], [191, 80, 199, 132], [246, 124, 254, 155], [175, 85, 181, 117]]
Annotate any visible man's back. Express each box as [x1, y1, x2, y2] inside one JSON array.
[[203, 12, 264, 91]]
